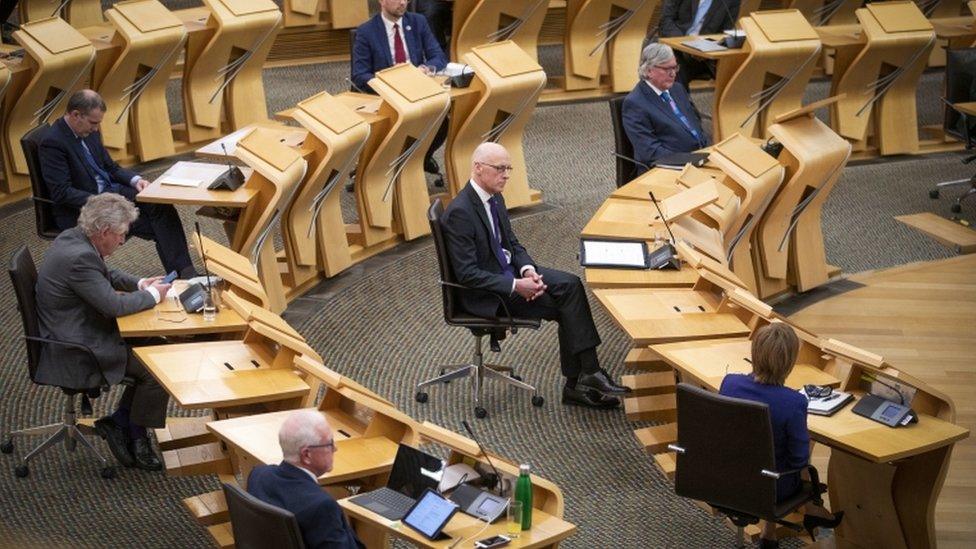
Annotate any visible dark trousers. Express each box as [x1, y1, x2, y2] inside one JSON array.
[[120, 353, 169, 429], [414, 0, 452, 52], [676, 51, 716, 88], [425, 118, 449, 169], [0, 0, 17, 23], [502, 267, 602, 379], [114, 186, 195, 277]]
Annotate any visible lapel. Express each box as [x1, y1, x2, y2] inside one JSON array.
[[57, 118, 100, 185], [372, 15, 393, 68], [402, 14, 420, 65], [640, 82, 684, 128], [464, 182, 494, 241]]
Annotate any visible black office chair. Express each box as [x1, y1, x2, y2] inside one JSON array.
[[223, 483, 305, 549], [20, 123, 64, 240], [930, 47, 976, 212], [609, 96, 640, 188], [415, 200, 544, 419], [668, 383, 826, 547], [1, 246, 116, 479]]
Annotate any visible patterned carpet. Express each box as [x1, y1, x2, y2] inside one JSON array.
[[0, 14, 973, 549]]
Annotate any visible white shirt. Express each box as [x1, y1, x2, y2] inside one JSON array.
[[137, 278, 162, 304], [468, 181, 534, 293], [381, 13, 411, 64], [645, 80, 666, 97]]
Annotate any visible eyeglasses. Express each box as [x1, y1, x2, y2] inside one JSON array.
[[803, 384, 832, 399], [476, 162, 514, 173], [305, 439, 336, 452], [653, 64, 680, 75]]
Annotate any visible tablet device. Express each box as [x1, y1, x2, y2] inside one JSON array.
[[579, 238, 649, 269], [402, 489, 458, 541]]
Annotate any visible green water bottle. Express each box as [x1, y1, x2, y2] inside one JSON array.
[[514, 463, 533, 530]]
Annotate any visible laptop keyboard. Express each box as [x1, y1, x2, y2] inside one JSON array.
[[350, 487, 416, 521]]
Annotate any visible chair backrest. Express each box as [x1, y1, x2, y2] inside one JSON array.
[[672, 383, 779, 519], [944, 47, 976, 144], [20, 123, 62, 240], [609, 96, 637, 187], [348, 28, 358, 91], [223, 483, 305, 549], [8, 246, 42, 380], [428, 199, 462, 323]]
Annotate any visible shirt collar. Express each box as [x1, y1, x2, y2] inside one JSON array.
[[382, 12, 403, 31], [469, 180, 493, 204], [645, 80, 666, 97], [287, 461, 319, 482]]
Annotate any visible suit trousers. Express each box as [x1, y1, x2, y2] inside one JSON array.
[[501, 267, 602, 379], [676, 52, 715, 88], [119, 351, 169, 429], [115, 186, 194, 276]]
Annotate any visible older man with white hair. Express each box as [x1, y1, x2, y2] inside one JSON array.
[[622, 43, 709, 176], [247, 410, 364, 549]]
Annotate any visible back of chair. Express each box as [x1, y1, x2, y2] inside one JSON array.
[[348, 29, 358, 91], [609, 96, 637, 187], [944, 48, 976, 145], [20, 123, 61, 240], [428, 199, 462, 323], [223, 483, 305, 549], [8, 246, 42, 380], [673, 383, 779, 519]]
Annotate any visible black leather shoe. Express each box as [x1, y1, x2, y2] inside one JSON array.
[[424, 157, 440, 174], [131, 438, 163, 472], [577, 371, 632, 395], [561, 385, 620, 409], [94, 417, 134, 467]]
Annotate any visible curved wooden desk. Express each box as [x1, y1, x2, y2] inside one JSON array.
[[562, 0, 657, 92], [451, 0, 549, 62], [20, 0, 104, 28]]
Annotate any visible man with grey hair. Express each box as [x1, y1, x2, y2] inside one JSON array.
[[39, 89, 196, 278], [622, 43, 708, 176], [35, 193, 172, 471], [247, 410, 364, 549]]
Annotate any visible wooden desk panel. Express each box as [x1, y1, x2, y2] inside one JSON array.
[[139, 161, 257, 206], [584, 263, 700, 289], [117, 298, 247, 338]]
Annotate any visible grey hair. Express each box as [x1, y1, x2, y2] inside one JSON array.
[[278, 410, 329, 463], [638, 43, 675, 81], [66, 89, 107, 115], [77, 194, 139, 237]]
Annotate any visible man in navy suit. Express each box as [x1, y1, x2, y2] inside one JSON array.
[[352, 0, 449, 177], [658, 0, 741, 86], [441, 142, 631, 409], [622, 43, 709, 175], [39, 90, 196, 278], [248, 411, 364, 549]]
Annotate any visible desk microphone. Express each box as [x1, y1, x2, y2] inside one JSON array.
[[194, 221, 215, 298], [208, 143, 245, 191], [461, 420, 506, 497], [647, 190, 681, 270], [614, 152, 651, 173]]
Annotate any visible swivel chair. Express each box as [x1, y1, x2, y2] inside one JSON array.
[[223, 483, 305, 549], [609, 96, 640, 187], [1, 246, 116, 479], [930, 47, 976, 213], [20, 123, 63, 240], [415, 200, 544, 419], [668, 383, 828, 547]]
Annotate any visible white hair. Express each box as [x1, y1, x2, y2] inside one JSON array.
[[76, 193, 139, 238], [278, 410, 329, 464], [638, 43, 675, 81]]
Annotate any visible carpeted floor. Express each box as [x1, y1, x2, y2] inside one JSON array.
[[0, 27, 973, 549]]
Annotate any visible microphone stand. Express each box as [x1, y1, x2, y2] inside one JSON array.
[[647, 190, 681, 270]]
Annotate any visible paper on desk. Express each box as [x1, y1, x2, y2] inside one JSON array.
[[159, 176, 203, 187], [583, 240, 647, 268], [439, 62, 474, 77], [683, 38, 727, 52]]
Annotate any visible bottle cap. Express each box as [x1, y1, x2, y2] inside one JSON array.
[[519, 464, 530, 475]]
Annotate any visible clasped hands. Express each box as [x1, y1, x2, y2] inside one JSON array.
[[514, 269, 546, 301]]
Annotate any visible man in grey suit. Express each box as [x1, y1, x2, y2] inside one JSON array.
[[35, 194, 172, 471]]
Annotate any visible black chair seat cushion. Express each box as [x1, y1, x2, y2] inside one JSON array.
[[447, 312, 541, 331]]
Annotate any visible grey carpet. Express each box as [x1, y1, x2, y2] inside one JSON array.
[[0, 47, 973, 549]]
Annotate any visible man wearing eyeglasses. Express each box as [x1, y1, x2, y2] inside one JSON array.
[[248, 410, 364, 549], [441, 142, 631, 410], [622, 43, 709, 175]]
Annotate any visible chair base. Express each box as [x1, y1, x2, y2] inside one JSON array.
[[930, 175, 976, 212]]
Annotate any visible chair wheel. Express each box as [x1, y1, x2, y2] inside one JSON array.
[[951, 203, 962, 213], [14, 465, 28, 478], [1, 437, 13, 454], [532, 395, 545, 407], [930, 189, 940, 199], [101, 466, 116, 479], [511, 374, 522, 381], [475, 407, 488, 419], [415, 391, 429, 404]]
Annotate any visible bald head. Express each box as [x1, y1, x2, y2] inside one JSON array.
[[470, 142, 513, 195]]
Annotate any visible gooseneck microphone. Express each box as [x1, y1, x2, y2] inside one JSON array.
[[647, 190, 681, 270], [461, 420, 507, 497], [194, 221, 214, 297], [648, 190, 677, 244]]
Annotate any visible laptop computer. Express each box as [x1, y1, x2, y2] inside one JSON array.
[[349, 444, 444, 521]]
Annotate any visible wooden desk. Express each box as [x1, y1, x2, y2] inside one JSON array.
[[340, 497, 576, 549], [195, 122, 308, 160], [138, 161, 256, 207], [930, 16, 976, 39], [581, 197, 662, 241], [117, 292, 247, 338], [659, 35, 749, 60], [584, 264, 701, 289], [816, 24, 865, 48]]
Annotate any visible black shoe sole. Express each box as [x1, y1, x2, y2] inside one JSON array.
[[576, 383, 632, 396], [560, 395, 620, 409]]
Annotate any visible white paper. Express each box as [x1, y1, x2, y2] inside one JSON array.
[[582, 240, 647, 268], [159, 176, 203, 187], [440, 62, 474, 77], [683, 38, 727, 52]]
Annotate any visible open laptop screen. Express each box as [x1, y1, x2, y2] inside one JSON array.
[[387, 444, 444, 498]]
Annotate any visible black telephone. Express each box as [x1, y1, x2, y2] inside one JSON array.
[[207, 166, 245, 191]]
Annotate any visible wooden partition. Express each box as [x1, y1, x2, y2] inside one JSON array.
[[451, 0, 549, 62], [790, 0, 862, 26], [283, 0, 368, 28], [20, 0, 104, 28]]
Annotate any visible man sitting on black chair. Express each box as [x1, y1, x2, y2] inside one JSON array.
[[39, 89, 197, 278], [441, 142, 631, 409], [35, 193, 172, 471]]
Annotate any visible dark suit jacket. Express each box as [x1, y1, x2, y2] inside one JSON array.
[[39, 117, 138, 229], [351, 12, 448, 92], [622, 81, 708, 173], [248, 462, 364, 549], [34, 227, 155, 390], [441, 182, 534, 318], [658, 0, 741, 37]]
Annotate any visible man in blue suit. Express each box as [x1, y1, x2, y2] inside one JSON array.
[[352, 0, 448, 177], [622, 43, 709, 175], [248, 410, 364, 549]]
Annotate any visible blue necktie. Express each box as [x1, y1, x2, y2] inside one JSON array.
[[78, 138, 115, 193], [661, 91, 704, 146], [488, 198, 515, 277]]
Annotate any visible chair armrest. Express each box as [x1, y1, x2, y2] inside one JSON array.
[[440, 280, 516, 326], [30, 196, 56, 205], [25, 335, 111, 388]]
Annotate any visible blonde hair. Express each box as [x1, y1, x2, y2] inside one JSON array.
[[77, 194, 139, 238], [750, 323, 799, 386]]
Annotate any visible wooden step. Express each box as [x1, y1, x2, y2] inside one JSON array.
[[653, 451, 676, 481], [895, 212, 976, 254], [624, 393, 677, 423], [634, 423, 678, 455], [621, 371, 676, 396], [206, 522, 234, 549], [623, 348, 671, 371], [184, 489, 229, 526], [155, 416, 218, 451], [162, 442, 232, 477]]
